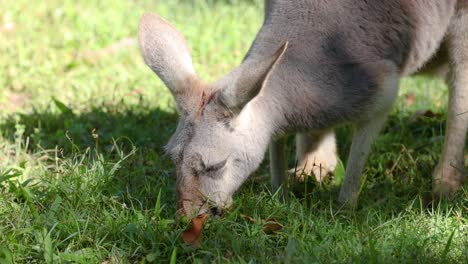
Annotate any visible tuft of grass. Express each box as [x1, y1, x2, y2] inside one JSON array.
[[0, 0, 467, 263]]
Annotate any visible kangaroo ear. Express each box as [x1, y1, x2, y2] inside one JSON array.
[[138, 13, 197, 98], [216, 42, 288, 111]]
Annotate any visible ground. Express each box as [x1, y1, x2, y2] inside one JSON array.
[[0, 0, 467, 263]]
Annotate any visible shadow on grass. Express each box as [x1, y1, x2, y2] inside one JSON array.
[[0, 102, 180, 215], [0, 103, 178, 153], [1, 103, 463, 213], [245, 109, 465, 213]]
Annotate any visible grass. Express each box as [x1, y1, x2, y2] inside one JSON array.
[[0, 0, 467, 263]]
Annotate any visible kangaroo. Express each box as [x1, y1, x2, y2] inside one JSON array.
[[138, 0, 467, 218]]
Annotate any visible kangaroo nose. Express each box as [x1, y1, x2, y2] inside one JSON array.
[[210, 206, 223, 216]]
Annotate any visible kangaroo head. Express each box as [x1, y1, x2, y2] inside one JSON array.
[[138, 13, 287, 218]]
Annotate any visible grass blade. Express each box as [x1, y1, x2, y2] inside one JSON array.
[[169, 247, 177, 264], [441, 229, 457, 260], [0, 169, 22, 184], [154, 188, 162, 219]]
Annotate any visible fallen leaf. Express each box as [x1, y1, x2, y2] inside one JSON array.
[[263, 219, 283, 234], [181, 214, 207, 247], [409, 110, 442, 123], [404, 93, 416, 106], [240, 214, 255, 223]]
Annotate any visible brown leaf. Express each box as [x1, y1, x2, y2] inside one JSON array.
[[409, 110, 442, 123], [181, 214, 207, 247], [404, 93, 416, 106], [240, 214, 255, 223], [263, 219, 283, 234]]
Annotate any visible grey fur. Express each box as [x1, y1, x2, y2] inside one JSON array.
[[138, 0, 467, 217]]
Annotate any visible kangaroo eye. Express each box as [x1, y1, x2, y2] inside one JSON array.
[[205, 159, 227, 173]]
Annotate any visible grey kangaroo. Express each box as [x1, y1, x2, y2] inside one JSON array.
[[138, 0, 467, 218]]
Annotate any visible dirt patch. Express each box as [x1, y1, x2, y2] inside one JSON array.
[[0, 90, 31, 112]]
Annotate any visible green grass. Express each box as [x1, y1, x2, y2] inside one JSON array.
[[0, 0, 467, 263]]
